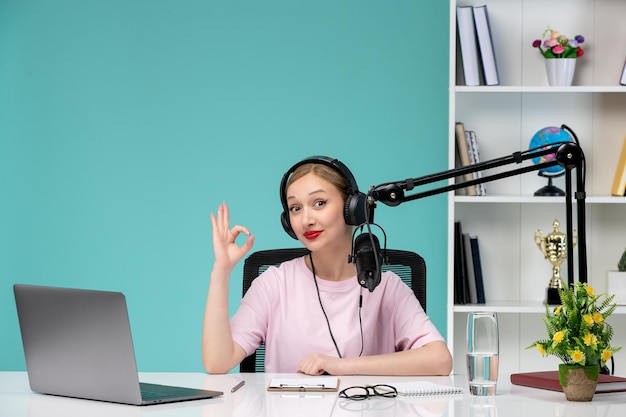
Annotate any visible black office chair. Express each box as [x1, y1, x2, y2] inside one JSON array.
[[239, 247, 427, 373]]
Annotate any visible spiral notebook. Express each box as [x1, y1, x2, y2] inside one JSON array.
[[385, 381, 463, 397]]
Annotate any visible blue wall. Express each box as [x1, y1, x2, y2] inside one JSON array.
[[0, 0, 449, 371]]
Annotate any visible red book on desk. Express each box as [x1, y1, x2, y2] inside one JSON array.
[[511, 371, 626, 393]]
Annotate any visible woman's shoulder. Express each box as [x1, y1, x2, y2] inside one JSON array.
[[250, 255, 308, 287], [380, 269, 407, 287], [379, 270, 418, 299]]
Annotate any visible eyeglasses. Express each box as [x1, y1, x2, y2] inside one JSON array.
[[338, 384, 398, 401]]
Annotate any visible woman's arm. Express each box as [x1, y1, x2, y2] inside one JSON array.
[[201, 202, 254, 374], [298, 340, 453, 376], [299, 275, 453, 376]]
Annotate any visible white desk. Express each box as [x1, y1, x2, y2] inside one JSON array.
[[2, 372, 626, 417]]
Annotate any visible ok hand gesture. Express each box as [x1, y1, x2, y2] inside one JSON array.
[[210, 202, 255, 273]]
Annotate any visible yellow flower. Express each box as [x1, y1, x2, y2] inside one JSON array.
[[593, 312, 604, 324], [571, 350, 585, 364], [601, 349, 613, 361], [583, 333, 597, 347], [585, 284, 595, 297], [553, 331, 564, 344], [554, 305, 563, 315], [537, 344, 546, 356], [583, 315, 594, 326]]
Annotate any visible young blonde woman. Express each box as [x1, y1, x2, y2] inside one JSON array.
[[202, 156, 452, 376]]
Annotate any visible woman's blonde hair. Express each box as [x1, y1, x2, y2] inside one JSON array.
[[286, 163, 351, 202]]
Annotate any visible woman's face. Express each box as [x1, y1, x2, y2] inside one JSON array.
[[285, 172, 352, 251]]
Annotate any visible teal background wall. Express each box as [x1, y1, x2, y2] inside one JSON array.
[[0, 0, 449, 372]]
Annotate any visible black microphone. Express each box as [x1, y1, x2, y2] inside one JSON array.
[[352, 232, 383, 292]]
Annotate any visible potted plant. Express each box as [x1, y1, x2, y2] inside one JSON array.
[[532, 27, 585, 86], [607, 247, 626, 305], [528, 282, 621, 401]]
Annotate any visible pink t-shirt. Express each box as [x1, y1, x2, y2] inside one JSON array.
[[230, 256, 443, 373]]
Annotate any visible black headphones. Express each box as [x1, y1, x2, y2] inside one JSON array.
[[279, 156, 373, 239]]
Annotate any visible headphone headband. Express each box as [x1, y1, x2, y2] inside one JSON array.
[[279, 156, 359, 212]]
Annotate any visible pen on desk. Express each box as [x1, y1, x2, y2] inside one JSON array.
[[231, 380, 245, 393]]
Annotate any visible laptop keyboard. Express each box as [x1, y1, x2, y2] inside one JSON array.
[[141, 390, 177, 399], [138, 382, 222, 403]]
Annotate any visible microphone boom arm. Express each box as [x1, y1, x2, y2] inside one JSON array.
[[368, 141, 587, 287]]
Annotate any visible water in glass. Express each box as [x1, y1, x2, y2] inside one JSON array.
[[466, 312, 499, 395]]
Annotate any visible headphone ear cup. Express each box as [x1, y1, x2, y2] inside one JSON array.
[[344, 192, 370, 226], [280, 211, 298, 240]]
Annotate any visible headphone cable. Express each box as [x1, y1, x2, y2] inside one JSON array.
[[309, 253, 364, 359]]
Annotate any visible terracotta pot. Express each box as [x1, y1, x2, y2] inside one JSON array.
[[558, 364, 599, 401]]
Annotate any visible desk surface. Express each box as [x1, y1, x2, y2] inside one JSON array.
[[2, 371, 626, 417]]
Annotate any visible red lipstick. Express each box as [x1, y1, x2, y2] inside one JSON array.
[[303, 230, 322, 240]]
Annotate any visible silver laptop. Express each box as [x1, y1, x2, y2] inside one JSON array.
[[13, 284, 223, 405]]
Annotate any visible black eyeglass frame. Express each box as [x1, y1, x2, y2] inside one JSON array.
[[338, 384, 398, 401]]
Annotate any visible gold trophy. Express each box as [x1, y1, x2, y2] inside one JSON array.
[[534, 219, 577, 305]]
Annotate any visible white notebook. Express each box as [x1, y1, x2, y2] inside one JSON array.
[[385, 381, 463, 397]]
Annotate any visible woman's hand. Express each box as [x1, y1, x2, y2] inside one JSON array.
[[297, 341, 453, 376], [203, 202, 252, 374], [298, 352, 343, 376], [210, 202, 255, 273]]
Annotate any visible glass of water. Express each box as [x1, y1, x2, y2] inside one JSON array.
[[466, 312, 499, 395]]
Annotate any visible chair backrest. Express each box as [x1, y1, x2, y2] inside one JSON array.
[[239, 248, 427, 372]]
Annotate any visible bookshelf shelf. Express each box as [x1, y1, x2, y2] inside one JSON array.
[[448, 0, 626, 378], [457, 86, 626, 93], [455, 196, 626, 204], [454, 302, 626, 315]]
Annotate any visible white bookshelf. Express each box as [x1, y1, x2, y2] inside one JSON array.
[[447, 0, 626, 379]]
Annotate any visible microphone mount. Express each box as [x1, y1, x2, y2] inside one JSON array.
[[367, 128, 587, 301]]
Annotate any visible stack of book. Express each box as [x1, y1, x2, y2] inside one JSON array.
[[454, 221, 485, 305], [456, 5, 500, 86], [455, 122, 486, 196]]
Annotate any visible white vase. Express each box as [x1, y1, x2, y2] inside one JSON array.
[[607, 271, 626, 305], [544, 58, 576, 86]]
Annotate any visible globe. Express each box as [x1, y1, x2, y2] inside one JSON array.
[[529, 126, 573, 175], [529, 126, 574, 196]]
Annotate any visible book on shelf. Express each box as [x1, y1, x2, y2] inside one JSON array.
[[465, 130, 487, 196], [455, 122, 476, 196], [453, 147, 466, 196], [621, 59, 626, 86], [511, 371, 626, 394], [456, 6, 481, 86], [454, 222, 486, 305], [472, 5, 500, 86], [469, 235, 486, 304], [454, 221, 468, 304], [463, 233, 478, 304], [610, 134, 626, 196]]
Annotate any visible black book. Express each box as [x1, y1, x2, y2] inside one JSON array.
[[469, 236, 486, 304], [463, 233, 478, 304], [454, 221, 468, 304]]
